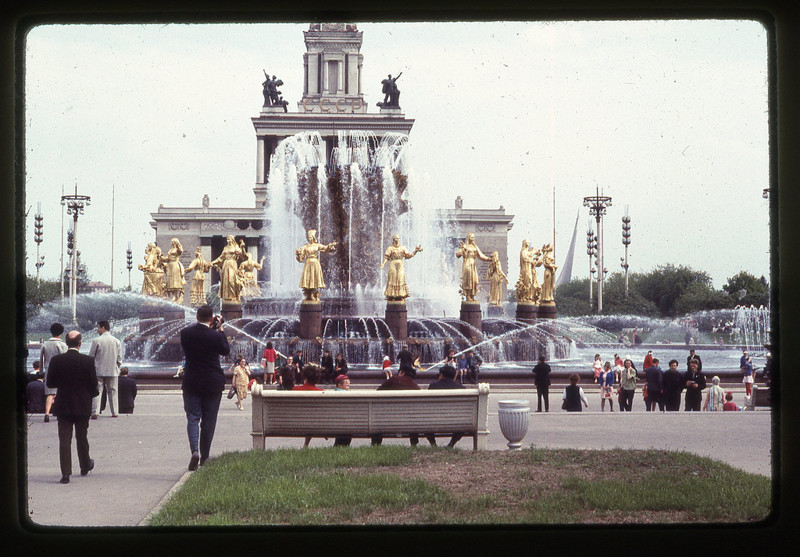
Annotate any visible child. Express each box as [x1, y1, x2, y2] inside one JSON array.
[[562, 373, 589, 412], [723, 391, 739, 411], [382, 355, 392, 380], [599, 362, 615, 412]]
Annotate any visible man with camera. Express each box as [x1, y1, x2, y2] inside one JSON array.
[[179, 305, 230, 471]]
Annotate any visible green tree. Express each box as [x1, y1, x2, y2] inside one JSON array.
[[673, 281, 730, 315], [722, 271, 769, 308], [26, 275, 62, 307], [636, 264, 715, 317], [552, 277, 592, 316], [600, 272, 659, 316]]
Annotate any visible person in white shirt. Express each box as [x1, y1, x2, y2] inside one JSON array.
[[88, 320, 122, 418], [40, 322, 67, 423]]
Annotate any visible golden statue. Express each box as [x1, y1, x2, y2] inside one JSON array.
[[455, 233, 491, 302], [295, 229, 337, 302], [211, 235, 244, 303], [515, 240, 542, 304], [487, 251, 508, 306], [380, 234, 422, 301], [540, 242, 558, 304], [185, 247, 212, 306], [238, 240, 265, 299], [162, 238, 186, 305], [515, 240, 534, 303], [138, 243, 160, 297], [152, 245, 166, 298]]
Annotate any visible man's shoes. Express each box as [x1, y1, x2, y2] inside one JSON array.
[[90, 415, 98, 420], [80, 459, 94, 476], [44, 414, 50, 422], [60, 475, 70, 484], [111, 414, 118, 418], [188, 451, 200, 471]]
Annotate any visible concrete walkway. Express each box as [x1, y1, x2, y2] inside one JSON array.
[[23, 388, 772, 527]]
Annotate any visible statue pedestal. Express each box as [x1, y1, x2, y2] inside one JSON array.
[[162, 307, 186, 322], [460, 301, 483, 341], [220, 301, 242, 323], [537, 302, 557, 320], [385, 301, 408, 340], [139, 301, 175, 332], [299, 301, 322, 339], [378, 105, 404, 116], [515, 302, 538, 324], [487, 304, 505, 318]]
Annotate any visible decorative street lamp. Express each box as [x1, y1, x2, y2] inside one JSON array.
[[621, 207, 631, 298], [34, 202, 44, 284], [126, 242, 133, 290], [583, 187, 612, 312], [61, 185, 91, 326], [586, 224, 596, 307]]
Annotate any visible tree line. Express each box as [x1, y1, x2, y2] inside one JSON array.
[[552, 265, 769, 317]]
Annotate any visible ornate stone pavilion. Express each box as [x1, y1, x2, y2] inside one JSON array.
[[149, 23, 513, 305]]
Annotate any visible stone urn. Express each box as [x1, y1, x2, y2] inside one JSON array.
[[497, 400, 530, 450]]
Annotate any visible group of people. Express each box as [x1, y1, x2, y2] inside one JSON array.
[[530, 348, 748, 413], [444, 349, 482, 384], [33, 320, 137, 484]]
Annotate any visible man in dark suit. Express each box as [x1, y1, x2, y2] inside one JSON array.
[[532, 355, 552, 412], [684, 359, 706, 411], [644, 358, 664, 412], [46, 331, 99, 484], [117, 367, 137, 414], [180, 305, 230, 471]]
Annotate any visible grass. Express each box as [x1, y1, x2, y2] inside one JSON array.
[[147, 446, 771, 526]]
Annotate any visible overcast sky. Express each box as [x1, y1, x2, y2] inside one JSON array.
[[22, 19, 769, 292]]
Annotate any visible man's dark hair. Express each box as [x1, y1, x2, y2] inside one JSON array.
[[439, 365, 457, 380], [538, 355, 546, 363], [652, 358, 659, 365], [32, 360, 41, 369], [301, 365, 320, 385], [50, 322, 64, 337], [98, 320, 111, 331], [196, 305, 214, 322], [65, 331, 82, 348], [669, 359, 679, 366]]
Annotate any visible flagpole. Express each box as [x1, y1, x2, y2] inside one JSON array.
[[110, 184, 115, 290]]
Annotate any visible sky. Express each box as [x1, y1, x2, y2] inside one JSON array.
[[21, 20, 770, 292]]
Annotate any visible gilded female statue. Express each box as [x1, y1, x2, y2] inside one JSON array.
[[455, 233, 491, 302], [151, 245, 166, 298], [238, 241, 265, 299], [138, 243, 159, 297], [162, 238, 186, 304], [380, 234, 422, 301], [515, 240, 534, 303], [487, 251, 508, 306], [185, 247, 212, 306], [295, 229, 337, 302], [540, 243, 558, 303], [211, 235, 244, 303]]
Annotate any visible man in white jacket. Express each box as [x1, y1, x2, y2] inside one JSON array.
[[89, 320, 122, 418]]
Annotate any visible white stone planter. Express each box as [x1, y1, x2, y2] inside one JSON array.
[[497, 399, 530, 450]]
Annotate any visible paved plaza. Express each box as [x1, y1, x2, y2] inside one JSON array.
[[22, 388, 772, 528]]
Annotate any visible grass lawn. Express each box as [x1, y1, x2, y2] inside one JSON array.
[[147, 446, 771, 526]]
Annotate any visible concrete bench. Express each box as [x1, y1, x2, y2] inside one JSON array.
[[250, 383, 491, 450], [744, 384, 770, 410]]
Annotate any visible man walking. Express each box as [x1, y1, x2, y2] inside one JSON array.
[[532, 355, 551, 412], [40, 322, 67, 423], [180, 305, 230, 470], [89, 320, 122, 418], [46, 331, 99, 484]]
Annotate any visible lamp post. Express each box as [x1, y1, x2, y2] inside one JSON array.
[[34, 203, 44, 285], [126, 242, 133, 290], [621, 208, 631, 298], [61, 185, 91, 326], [586, 224, 596, 307], [583, 187, 612, 313]]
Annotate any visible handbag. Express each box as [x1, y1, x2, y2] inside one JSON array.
[[561, 400, 567, 410], [643, 384, 649, 400], [227, 384, 236, 399]]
